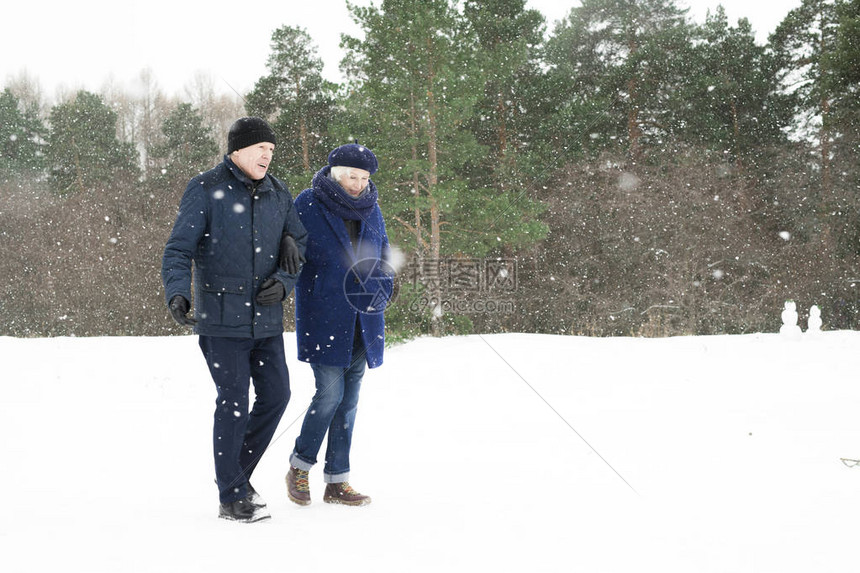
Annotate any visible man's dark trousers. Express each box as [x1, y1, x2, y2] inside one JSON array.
[[199, 335, 291, 503]]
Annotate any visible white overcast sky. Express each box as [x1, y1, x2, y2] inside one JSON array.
[[0, 0, 802, 102]]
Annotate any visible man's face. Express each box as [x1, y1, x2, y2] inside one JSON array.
[[231, 142, 274, 181], [336, 167, 371, 197]]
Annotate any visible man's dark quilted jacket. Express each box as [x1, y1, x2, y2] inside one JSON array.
[[162, 156, 307, 338]]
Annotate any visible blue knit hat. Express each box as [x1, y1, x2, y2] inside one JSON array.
[[327, 142, 378, 174]]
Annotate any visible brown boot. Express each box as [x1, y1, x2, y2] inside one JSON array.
[[323, 482, 371, 506], [286, 466, 311, 506]]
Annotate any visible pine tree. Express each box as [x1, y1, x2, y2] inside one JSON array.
[[770, 0, 841, 188], [342, 0, 547, 335], [832, 0, 860, 85], [246, 25, 337, 190], [830, 0, 860, 152], [462, 0, 548, 185], [47, 90, 140, 195], [677, 8, 792, 168], [0, 88, 47, 182], [544, 0, 692, 160], [150, 102, 219, 192], [825, 0, 860, 257]]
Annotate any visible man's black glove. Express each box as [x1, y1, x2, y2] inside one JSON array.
[[168, 295, 197, 327], [256, 278, 285, 306], [279, 234, 305, 275]]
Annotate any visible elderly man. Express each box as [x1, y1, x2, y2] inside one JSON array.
[[162, 117, 307, 522]]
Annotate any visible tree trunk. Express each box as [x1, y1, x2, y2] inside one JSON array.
[[626, 28, 641, 160], [299, 116, 310, 172], [426, 46, 443, 337]]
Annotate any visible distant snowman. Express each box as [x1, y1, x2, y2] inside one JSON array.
[[780, 300, 802, 338], [807, 304, 822, 334]]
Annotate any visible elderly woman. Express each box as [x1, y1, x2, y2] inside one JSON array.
[[286, 143, 394, 506]]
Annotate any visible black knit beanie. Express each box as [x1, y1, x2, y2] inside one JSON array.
[[227, 117, 277, 154]]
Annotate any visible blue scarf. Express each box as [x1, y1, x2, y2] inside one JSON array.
[[312, 165, 379, 221]]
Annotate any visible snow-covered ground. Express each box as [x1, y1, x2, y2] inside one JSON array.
[[1, 330, 858, 572]]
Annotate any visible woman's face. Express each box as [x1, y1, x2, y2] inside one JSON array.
[[336, 167, 371, 197]]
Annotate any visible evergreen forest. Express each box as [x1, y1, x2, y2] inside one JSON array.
[[2, 0, 859, 339]]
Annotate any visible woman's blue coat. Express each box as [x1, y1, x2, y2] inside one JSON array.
[[162, 156, 307, 339], [294, 167, 393, 368]]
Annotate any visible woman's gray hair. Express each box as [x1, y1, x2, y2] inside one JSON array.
[[330, 165, 365, 183], [330, 165, 348, 182]]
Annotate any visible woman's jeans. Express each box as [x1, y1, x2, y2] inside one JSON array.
[[290, 338, 366, 483], [199, 335, 291, 503]]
